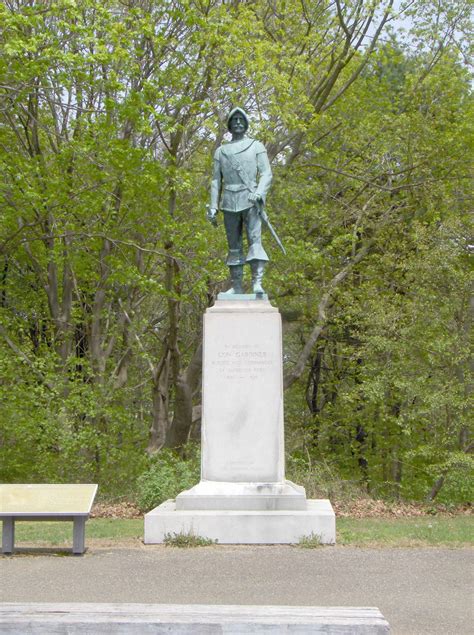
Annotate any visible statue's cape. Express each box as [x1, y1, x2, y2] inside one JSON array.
[[220, 137, 256, 157]]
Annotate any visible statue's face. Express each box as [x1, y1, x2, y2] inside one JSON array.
[[229, 113, 247, 135]]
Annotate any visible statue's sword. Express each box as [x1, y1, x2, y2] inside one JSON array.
[[256, 199, 286, 255]]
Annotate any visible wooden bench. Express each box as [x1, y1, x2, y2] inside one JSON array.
[[0, 484, 98, 555], [0, 603, 390, 633]]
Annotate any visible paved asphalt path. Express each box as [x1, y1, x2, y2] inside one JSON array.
[[1, 545, 472, 634]]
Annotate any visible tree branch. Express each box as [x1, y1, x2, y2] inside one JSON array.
[[284, 240, 374, 390]]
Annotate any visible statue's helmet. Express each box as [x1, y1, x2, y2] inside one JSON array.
[[227, 107, 249, 132]]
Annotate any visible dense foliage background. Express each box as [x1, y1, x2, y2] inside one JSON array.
[[1, 0, 472, 505]]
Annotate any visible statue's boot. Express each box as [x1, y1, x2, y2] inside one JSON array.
[[224, 264, 244, 294], [251, 260, 265, 295]]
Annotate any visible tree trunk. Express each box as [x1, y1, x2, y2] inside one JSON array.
[[148, 350, 171, 454], [355, 423, 369, 491], [306, 344, 325, 415], [90, 238, 112, 380], [391, 454, 403, 500], [165, 341, 202, 448], [425, 472, 447, 503]]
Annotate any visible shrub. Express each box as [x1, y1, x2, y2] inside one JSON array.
[[163, 531, 217, 547], [286, 454, 365, 501], [136, 444, 200, 511], [298, 532, 323, 548]]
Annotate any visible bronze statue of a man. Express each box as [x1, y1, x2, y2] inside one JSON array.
[[208, 108, 272, 295]]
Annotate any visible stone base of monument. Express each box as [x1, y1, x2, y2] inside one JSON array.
[[145, 498, 335, 544], [145, 298, 336, 545], [175, 479, 307, 510]]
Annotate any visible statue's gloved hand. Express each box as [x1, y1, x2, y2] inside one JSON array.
[[206, 206, 218, 226], [248, 192, 262, 203]]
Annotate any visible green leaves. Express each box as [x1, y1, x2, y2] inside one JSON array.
[[136, 445, 200, 511], [0, 0, 471, 504]]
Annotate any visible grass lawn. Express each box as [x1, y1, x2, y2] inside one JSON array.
[[336, 516, 473, 546], [1, 515, 472, 549], [9, 518, 143, 545]]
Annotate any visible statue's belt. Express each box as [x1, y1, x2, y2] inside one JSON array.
[[223, 183, 255, 192]]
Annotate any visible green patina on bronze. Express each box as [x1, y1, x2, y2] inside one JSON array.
[[208, 108, 284, 297]]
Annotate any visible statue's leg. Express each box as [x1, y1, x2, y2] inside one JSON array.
[[228, 264, 244, 294], [244, 206, 269, 294], [250, 260, 266, 294], [223, 211, 245, 294]]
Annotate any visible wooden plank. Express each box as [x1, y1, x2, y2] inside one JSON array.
[[0, 603, 390, 633]]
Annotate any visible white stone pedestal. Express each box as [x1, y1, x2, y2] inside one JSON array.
[[145, 499, 335, 544], [145, 298, 335, 544]]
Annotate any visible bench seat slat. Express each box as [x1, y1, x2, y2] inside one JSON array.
[[0, 603, 391, 633]]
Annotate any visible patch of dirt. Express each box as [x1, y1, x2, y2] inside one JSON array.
[[333, 499, 472, 519], [87, 537, 145, 549], [90, 499, 471, 520], [91, 501, 142, 519]]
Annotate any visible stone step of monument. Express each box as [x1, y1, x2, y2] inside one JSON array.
[[217, 292, 269, 301], [145, 499, 335, 545], [175, 480, 307, 511]]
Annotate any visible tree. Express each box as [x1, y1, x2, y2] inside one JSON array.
[[0, 0, 471, 502]]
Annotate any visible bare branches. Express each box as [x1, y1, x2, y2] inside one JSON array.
[[321, 0, 394, 112]]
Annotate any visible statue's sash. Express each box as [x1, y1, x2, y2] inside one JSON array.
[[220, 140, 256, 192]]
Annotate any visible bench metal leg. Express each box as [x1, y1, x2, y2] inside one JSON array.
[[73, 517, 86, 555], [2, 517, 15, 554]]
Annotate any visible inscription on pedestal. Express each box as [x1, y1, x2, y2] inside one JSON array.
[[211, 344, 274, 381]]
